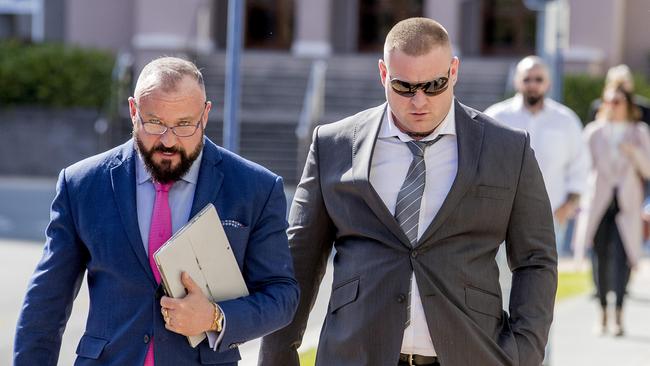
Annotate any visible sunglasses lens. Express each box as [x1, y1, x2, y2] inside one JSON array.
[[390, 80, 415, 97], [424, 77, 449, 96]]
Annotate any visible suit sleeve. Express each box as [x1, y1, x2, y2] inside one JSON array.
[[259, 126, 336, 366], [14, 169, 88, 366], [505, 133, 558, 366], [214, 175, 300, 352]]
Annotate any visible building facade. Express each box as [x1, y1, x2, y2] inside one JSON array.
[[2, 0, 649, 74]]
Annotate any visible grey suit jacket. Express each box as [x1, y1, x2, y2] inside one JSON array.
[[260, 101, 557, 366]]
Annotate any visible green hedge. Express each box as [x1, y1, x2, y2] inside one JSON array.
[[563, 73, 650, 124], [0, 40, 114, 108]]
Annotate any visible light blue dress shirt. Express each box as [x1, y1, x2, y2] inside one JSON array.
[[135, 150, 202, 254]]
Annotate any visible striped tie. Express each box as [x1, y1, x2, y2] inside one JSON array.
[[395, 136, 442, 328]]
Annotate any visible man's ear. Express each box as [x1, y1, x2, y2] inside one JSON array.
[[378, 59, 389, 87], [128, 97, 137, 126], [450, 56, 460, 86], [203, 101, 212, 129]]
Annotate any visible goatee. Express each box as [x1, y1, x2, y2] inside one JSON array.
[[134, 133, 203, 184], [525, 95, 543, 107]]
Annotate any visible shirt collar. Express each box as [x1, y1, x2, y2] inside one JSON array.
[[135, 145, 203, 185], [380, 99, 457, 142]]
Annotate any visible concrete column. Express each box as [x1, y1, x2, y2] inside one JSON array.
[[132, 0, 206, 70], [292, 0, 332, 57], [65, 0, 133, 53], [566, 0, 624, 71], [424, 0, 460, 55]]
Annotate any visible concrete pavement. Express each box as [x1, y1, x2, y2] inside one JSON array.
[[551, 258, 650, 366], [0, 238, 329, 366], [4, 238, 650, 365]]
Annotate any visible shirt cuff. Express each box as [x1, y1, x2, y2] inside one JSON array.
[[206, 304, 226, 350]]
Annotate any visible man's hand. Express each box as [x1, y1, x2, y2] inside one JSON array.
[[160, 272, 215, 336], [554, 194, 580, 225]]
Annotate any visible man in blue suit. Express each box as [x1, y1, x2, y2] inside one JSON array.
[[14, 57, 299, 365]]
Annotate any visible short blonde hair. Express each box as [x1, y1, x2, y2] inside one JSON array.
[[134, 57, 205, 100], [384, 17, 450, 57]]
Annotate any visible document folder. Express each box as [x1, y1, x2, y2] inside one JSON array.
[[154, 203, 249, 347]]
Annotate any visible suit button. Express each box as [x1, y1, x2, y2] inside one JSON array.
[[411, 250, 418, 258], [143, 334, 150, 344], [397, 294, 406, 303]]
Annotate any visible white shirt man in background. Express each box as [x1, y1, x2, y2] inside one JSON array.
[[485, 56, 590, 255]]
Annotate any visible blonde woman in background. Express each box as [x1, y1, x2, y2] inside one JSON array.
[[574, 84, 650, 336]]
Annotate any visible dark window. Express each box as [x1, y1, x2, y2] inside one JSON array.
[[357, 0, 424, 53], [245, 0, 294, 50]]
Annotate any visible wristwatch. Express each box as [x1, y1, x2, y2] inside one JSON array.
[[210, 303, 224, 332]]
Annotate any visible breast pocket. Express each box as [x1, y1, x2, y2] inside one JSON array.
[[222, 225, 250, 265], [222, 222, 249, 244], [475, 185, 510, 200]]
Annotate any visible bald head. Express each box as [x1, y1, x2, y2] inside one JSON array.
[[383, 17, 451, 61], [133, 57, 205, 102], [514, 56, 550, 88]]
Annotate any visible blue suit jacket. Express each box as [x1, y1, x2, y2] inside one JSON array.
[[14, 138, 299, 365]]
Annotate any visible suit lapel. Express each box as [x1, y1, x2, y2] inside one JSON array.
[[110, 142, 154, 284], [352, 104, 412, 248], [418, 101, 484, 247], [190, 138, 224, 218]]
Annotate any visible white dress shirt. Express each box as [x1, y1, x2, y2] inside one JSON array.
[[484, 95, 590, 211], [369, 102, 458, 356]]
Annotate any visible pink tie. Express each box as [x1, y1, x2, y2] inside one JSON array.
[[144, 181, 173, 366]]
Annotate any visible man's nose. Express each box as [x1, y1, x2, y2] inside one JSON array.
[[411, 90, 427, 108], [159, 129, 178, 147]]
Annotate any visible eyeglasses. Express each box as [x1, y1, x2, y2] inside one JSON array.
[[389, 68, 450, 97], [135, 101, 207, 137], [523, 76, 545, 84]]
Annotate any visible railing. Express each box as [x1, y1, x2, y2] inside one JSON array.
[[295, 60, 327, 181]]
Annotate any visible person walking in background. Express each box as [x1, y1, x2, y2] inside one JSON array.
[[573, 84, 650, 336], [485, 56, 591, 257], [588, 64, 650, 125], [260, 18, 557, 366], [14, 57, 299, 365]]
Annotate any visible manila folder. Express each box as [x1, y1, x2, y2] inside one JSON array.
[[154, 203, 249, 348]]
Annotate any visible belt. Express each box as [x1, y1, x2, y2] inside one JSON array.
[[398, 353, 439, 366]]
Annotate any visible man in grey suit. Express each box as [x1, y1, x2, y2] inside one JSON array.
[[260, 17, 557, 366]]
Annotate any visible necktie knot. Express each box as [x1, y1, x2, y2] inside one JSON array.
[[406, 137, 440, 157], [154, 182, 173, 193]]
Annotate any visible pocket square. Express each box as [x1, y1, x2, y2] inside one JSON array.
[[221, 219, 246, 228]]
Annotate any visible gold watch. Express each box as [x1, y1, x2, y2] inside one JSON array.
[[210, 303, 224, 332]]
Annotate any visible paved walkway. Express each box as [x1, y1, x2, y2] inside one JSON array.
[[551, 257, 650, 366], [3, 237, 649, 365]]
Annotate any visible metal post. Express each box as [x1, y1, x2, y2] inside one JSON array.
[[223, 0, 244, 153], [31, 0, 44, 42], [535, 7, 546, 60]]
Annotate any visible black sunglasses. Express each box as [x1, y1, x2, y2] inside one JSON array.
[[389, 68, 451, 97]]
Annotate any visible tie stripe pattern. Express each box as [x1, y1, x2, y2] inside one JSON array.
[[395, 136, 442, 328]]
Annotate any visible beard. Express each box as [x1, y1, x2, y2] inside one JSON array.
[[134, 133, 203, 184], [524, 94, 543, 107]]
